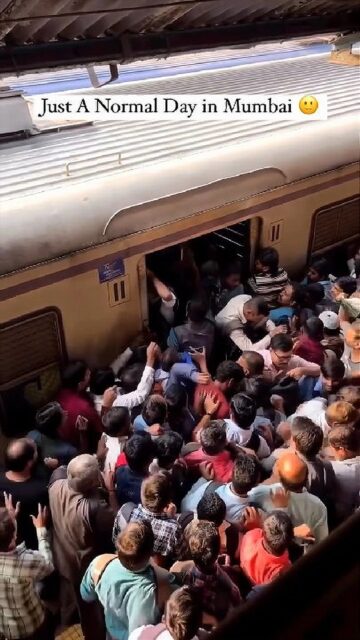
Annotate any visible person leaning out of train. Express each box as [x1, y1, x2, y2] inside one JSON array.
[[247, 247, 289, 308], [269, 282, 303, 324], [215, 294, 281, 353], [302, 257, 333, 300]]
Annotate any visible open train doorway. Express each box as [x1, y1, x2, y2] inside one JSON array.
[[145, 218, 254, 341]]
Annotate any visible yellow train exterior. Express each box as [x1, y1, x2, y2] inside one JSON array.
[[0, 52, 359, 416]]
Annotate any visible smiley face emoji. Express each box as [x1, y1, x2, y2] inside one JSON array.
[[299, 95, 319, 115]]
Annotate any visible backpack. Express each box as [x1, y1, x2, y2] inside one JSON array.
[[91, 554, 172, 613], [114, 501, 136, 532]]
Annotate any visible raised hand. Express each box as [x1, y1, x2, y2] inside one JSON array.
[[30, 504, 49, 529], [3, 492, 20, 521]]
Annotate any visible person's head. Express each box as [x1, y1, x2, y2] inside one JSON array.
[[187, 297, 208, 323], [5, 438, 37, 475], [35, 401, 65, 437], [270, 333, 293, 368], [303, 316, 324, 342], [215, 360, 244, 393], [238, 351, 264, 377], [278, 282, 301, 307], [115, 521, 154, 571], [328, 425, 359, 461], [307, 257, 329, 283], [344, 322, 360, 351], [197, 492, 226, 528], [161, 348, 180, 373], [318, 310, 340, 336], [221, 261, 242, 290], [200, 260, 219, 280], [320, 358, 345, 393], [240, 377, 272, 410], [120, 363, 145, 393], [102, 407, 131, 438], [230, 393, 257, 430], [331, 276, 357, 301], [165, 586, 202, 640], [263, 512, 294, 556], [255, 247, 280, 277], [67, 454, 100, 494], [124, 433, 156, 474], [277, 452, 308, 492], [232, 454, 260, 495], [336, 386, 360, 410], [243, 297, 270, 326], [140, 472, 173, 513], [325, 401, 359, 430], [89, 367, 115, 395], [142, 394, 167, 427], [155, 432, 183, 469], [0, 508, 16, 552], [62, 360, 91, 392], [187, 520, 220, 572], [291, 417, 323, 458], [305, 283, 325, 307], [200, 420, 227, 456]]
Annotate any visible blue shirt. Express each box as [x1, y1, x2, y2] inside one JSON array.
[[269, 307, 294, 322], [115, 466, 145, 506]]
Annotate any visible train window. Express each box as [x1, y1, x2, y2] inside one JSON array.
[[269, 219, 284, 244], [0, 308, 66, 436], [311, 197, 360, 255], [108, 275, 130, 306]]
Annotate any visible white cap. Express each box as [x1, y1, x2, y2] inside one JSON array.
[[318, 310, 340, 331]]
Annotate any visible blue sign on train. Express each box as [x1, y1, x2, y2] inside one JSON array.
[[98, 258, 125, 283]]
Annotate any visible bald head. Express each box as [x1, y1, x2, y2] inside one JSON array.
[[277, 452, 307, 491], [5, 438, 36, 473], [67, 454, 100, 494]]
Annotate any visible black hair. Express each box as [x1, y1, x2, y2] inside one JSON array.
[[161, 348, 180, 373], [200, 420, 227, 455], [187, 297, 208, 323], [35, 401, 63, 436], [335, 276, 357, 297], [241, 377, 272, 410], [124, 434, 156, 474], [197, 492, 226, 527], [256, 247, 280, 277], [320, 358, 345, 380], [270, 333, 293, 352], [232, 454, 259, 495], [120, 363, 145, 393], [304, 316, 324, 341], [291, 417, 323, 457], [221, 261, 242, 279], [354, 258, 360, 279], [5, 439, 36, 473], [62, 360, 88, 390], [155, 432, 183, 469], [142, 395, 167, 426], [165, 384, 187, 412], [305, 283, 325, 306], [329, 425, 359, 452], [241, 351, 264, 376], [187, 520, 220, 572], [102, 407, 130, 437], [90, 367, 115, 395], [230, 393, 257, 430], [263, 511, 294, 555], [215, 360, 244, 384], [245, 296, 270, 317], [309, 257, 329, 280]]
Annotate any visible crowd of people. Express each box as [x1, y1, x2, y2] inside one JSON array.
[[0, 243, 359, 640]]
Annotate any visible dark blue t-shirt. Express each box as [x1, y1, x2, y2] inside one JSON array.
[[115, 466, 146, 506]]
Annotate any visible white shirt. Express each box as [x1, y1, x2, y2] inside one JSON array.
[[113, 365, 155, 410], [129, 628, 199, 640], [215, 294, 275, 351], [103, 434, 128, 469], [289, 398, 329, 436], [181, 479, 249, 524], [224, 419, 270, 459], [248, 483, 328, 544], [160, 291, 177, 324]]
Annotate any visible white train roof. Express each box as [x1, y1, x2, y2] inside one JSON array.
[[0, 52, 359, 276]]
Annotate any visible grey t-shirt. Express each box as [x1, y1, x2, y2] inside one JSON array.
[[330, 457, 360, 521]]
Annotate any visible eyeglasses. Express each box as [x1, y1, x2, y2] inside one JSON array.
[[272, 351, 292, 363]]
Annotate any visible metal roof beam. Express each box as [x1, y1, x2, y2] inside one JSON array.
[[1, 13, 360, 74]]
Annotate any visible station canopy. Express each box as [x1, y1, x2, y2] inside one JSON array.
[[0, 0, 360, 74]]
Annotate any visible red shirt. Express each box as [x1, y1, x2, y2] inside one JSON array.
[[193, 382, 230, 420], [184, 448, 234, 482], [293, 336, 324, 366], [240, 528, 291, 585], [57, 388, 103, 450]]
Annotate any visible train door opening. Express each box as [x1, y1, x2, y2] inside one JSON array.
[[144, 218, 256, 332]]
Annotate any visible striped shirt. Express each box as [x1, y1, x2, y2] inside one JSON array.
[[0, 527, 54, 639], [248, 268, 289, 307]]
